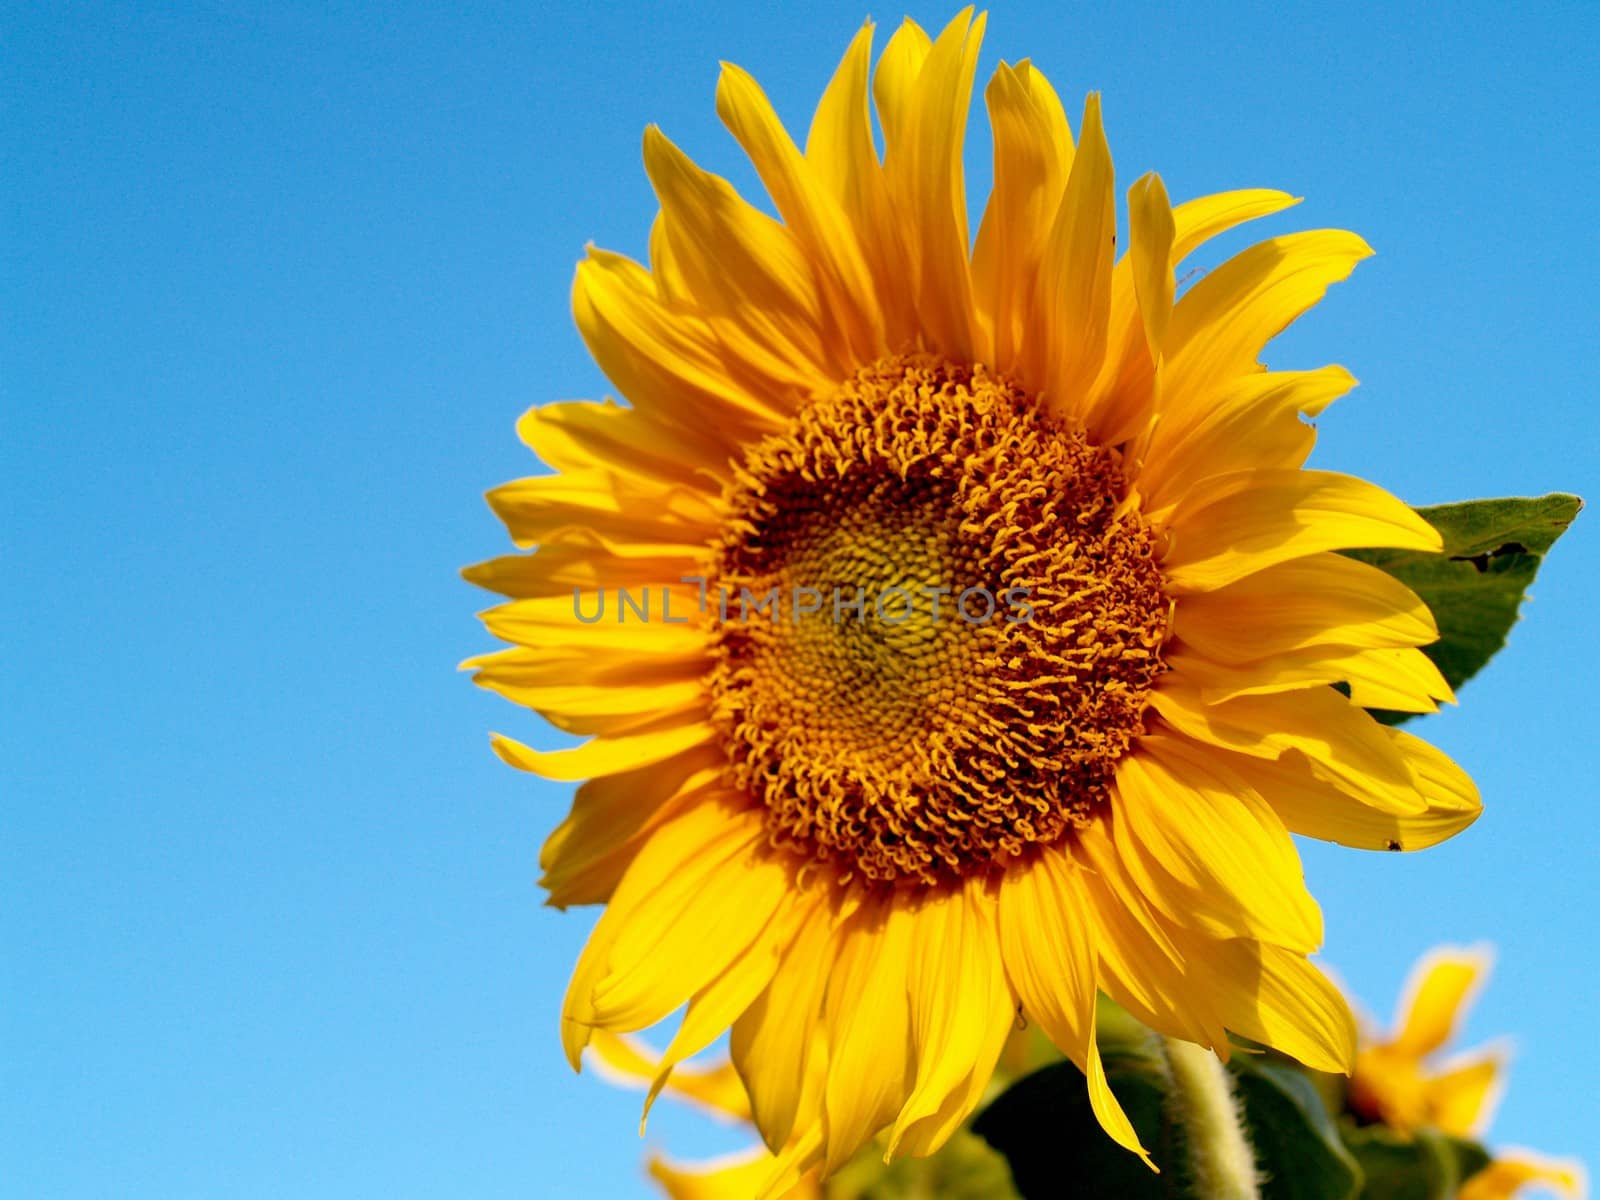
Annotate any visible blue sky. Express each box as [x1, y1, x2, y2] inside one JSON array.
[[4, 3, 1596, 1197]]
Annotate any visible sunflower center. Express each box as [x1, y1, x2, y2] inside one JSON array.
[[706, 356, 1170, 887]]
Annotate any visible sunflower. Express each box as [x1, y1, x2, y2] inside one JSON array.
[[1347, 947, 1586, 1200], [466, 8, 1484, 1187], [587, 1031, 821, 1200]]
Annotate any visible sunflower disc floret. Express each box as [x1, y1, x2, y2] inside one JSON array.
[[709, 355, 1169, 885]]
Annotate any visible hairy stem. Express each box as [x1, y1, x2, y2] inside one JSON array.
[[1160, 1037, 1259, 1200]]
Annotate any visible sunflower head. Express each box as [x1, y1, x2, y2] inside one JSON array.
[[708, 353, 1170, 887], [1346, 947, 1587, 1200], [468, 8, 1484, 1188], [1347, 944, 1505, 1137]]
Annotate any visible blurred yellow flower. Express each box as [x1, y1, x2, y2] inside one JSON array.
[[589, 1030, 822, 1200], [590, 1028, 1039, 1198], [1463, 1158, 1590, 1200], [1349, 946, 1585, 1199]]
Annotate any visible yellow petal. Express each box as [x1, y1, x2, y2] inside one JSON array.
[[649, 1147, 825, 1200], [542, 808, 694, 914], [1223, 738, 1479, 853], [999, 849, 1093, 1057], [1083, 1004, 1153, 1171], [560, 796, 740, 1066], [1171, 551, 1437, 660], [572, 248, 788, 450], [1112, 738, 1323, 952], [1128, 172, 1176, 363], [758, 1125, 828, 1200], [1390, 727, 1481, 815], [821, 899, 917, 1173], [1085, 188, 1300, 448], [1425, 1049, 1505, 1138], [1390, 944, 1494, 1058], [1460, 1152, 1587, 1200], [1163, 230, 1373, 414], [477, 599, 708, 700], [806, 21, 878, 191], [997, 846, 1151, 1165], [1138, 366, 1355, 516], [1182, 936, 1358, 1074], [496, 678, 707, 738], [489, 720, 712, 783], [1169, 643, 1451, 714], [1072, 821, 1228, 1051], [1341, 646, 1455, 712], [807, 22, 880, 204], [871, 18, 934, 150], [643, 897, 815, 1123], [731, 905, 836, 1151], [972, 59, 1073, 371], [538, 747, 725, 908], [586, 1031, 753, 1123], [1152, 684, 1423, 815], [1162, 468, 1442, 593], [647, 211, 692, 302], [878, 9, 985, 360], [1034, 93, 1115, 424], [585, 1028, 657, 1082], [1165, 645, 1345, 701], [485, 468, 718, 551], [464, 542, 701, 600], [479, 590, 707, 652], [588, 818, 791, 1031], [1171, 189, 1302, 260], [464, 640, 707, 699], [717, 62, 884, 367], [869, 19, 935, 351], [806, 23, 911, 350], [516, 398, 719, 491], [644, 127, 833, 385], [889, 879, 1017, 1158]]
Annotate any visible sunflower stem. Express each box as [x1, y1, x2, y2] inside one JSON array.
[[1159, 1037, 1260, 1200]]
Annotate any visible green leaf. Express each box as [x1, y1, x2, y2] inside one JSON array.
[[1341, 1124, 1493, 1200], [1230, 1056, 1363, 1200], [974, 1032, 1368, 1200], [973, 1043, 1177, 1200], [1345, 493, 1581, 723]]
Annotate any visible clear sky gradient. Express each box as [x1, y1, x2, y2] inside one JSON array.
[[5, 3, 1596, 1197]]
